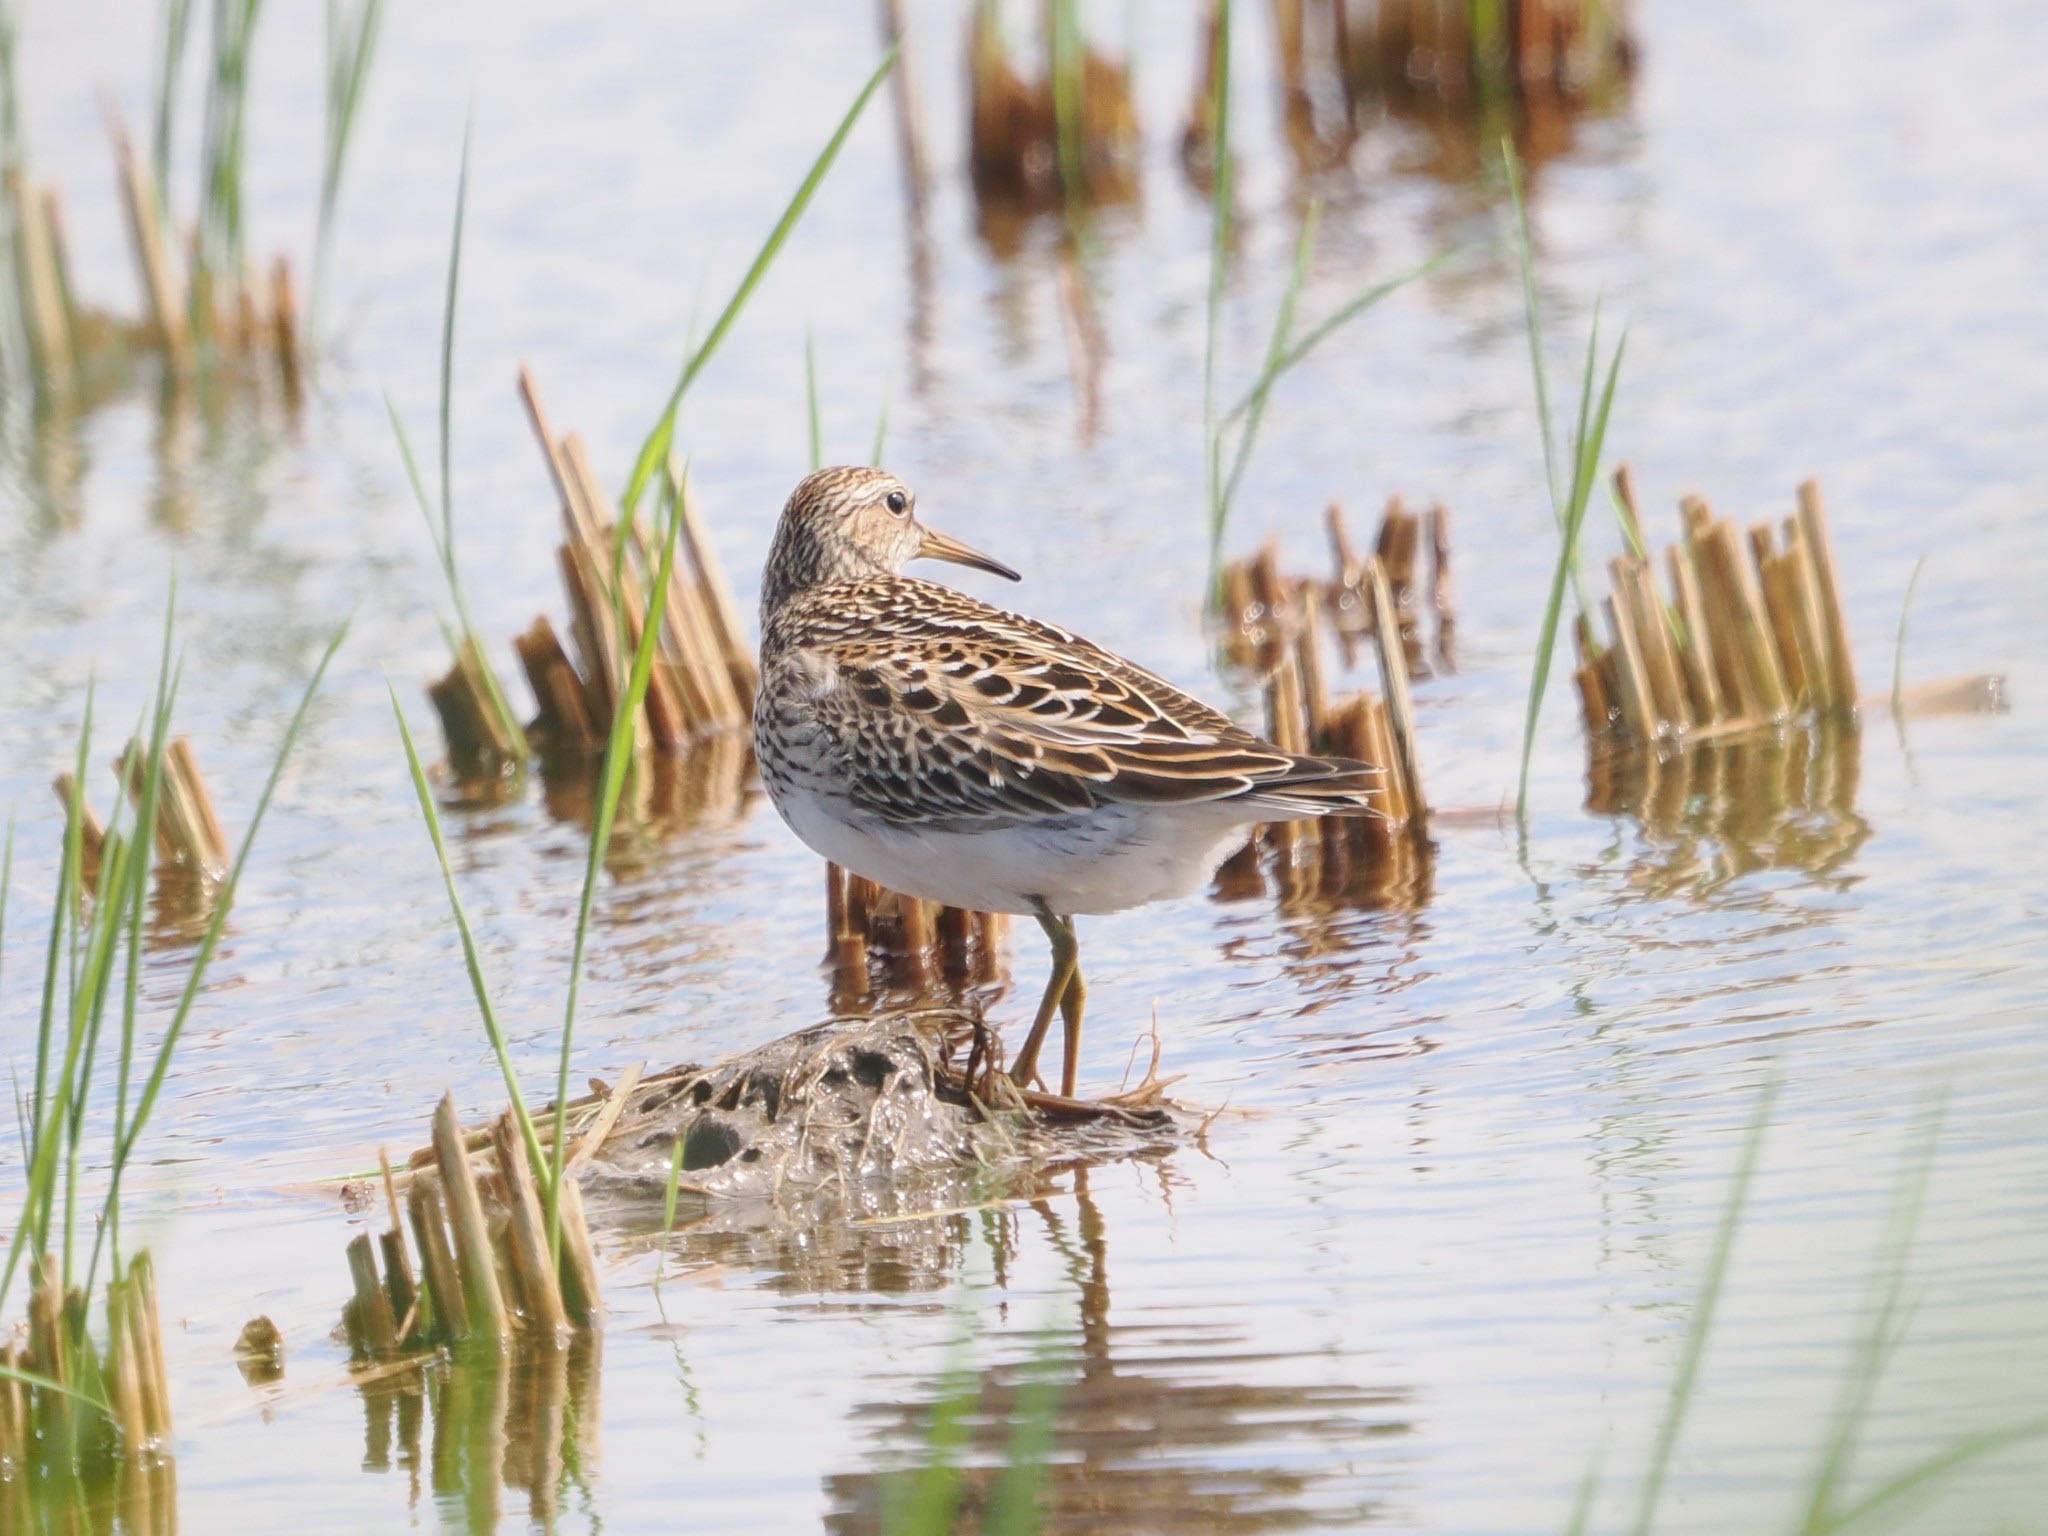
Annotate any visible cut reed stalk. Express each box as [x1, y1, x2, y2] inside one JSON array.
[[111, 122, 192, 371], [432, 1092, 509, 1340], [1367, 556, 1427, 820], [1797, 479, 1860, 713]]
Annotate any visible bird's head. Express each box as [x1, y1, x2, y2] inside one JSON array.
[[761, 466, 1019, 616]]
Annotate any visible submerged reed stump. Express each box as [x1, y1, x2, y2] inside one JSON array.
[[1573, 471, 1994, 753], [340, 1096, 602, 1363], [1215, 496, 1444, 906], [0, 1252, 175, 1489], [55, 733, 232, 897], [2, 119, 303, 400]]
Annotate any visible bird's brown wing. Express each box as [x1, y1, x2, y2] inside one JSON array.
[[786, 578, 1380, 829]]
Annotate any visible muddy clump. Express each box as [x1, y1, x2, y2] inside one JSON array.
[[579, 1008, 1183, 1211]]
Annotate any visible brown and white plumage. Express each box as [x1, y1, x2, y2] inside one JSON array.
[[754, 466, 1380, 1093]]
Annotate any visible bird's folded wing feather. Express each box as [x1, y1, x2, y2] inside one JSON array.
[[804, 607, 1373, 827]]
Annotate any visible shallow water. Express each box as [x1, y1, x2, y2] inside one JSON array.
[[2, 0, 2045, 1531]]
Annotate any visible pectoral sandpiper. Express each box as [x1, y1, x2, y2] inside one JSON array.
[[754, 466, 1381, 1098]]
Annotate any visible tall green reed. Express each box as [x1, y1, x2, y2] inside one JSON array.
[[549, 476, 683, 1264], [194, 0, 265, 320], [1199, 0, 1233, 582], [151, 0, 196, 205], [1503, 141, 1624, 822], [618, 45, 899, 523], [1588, 1086, 2048, 1536], [0, 592, 345, 1340], [310, 0, 384, 324], [387, 124, 528, 765], [1890, 554, 1927, 721], [391, 482, 682, 1271]]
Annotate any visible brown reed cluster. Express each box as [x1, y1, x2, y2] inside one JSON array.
[[1577, 471, 1858, 748], [342, 1095, 603, 1362], [0, 1254, 174, 1512], [1215, 497, 1446, 905], [825, 864, 1010, 1007], [57, 735, 231, 896], [1269, 0, 1635, 174], [428, 369, 757, 764], [6, 125, 303, 401], [968, 0, 1139, 215]]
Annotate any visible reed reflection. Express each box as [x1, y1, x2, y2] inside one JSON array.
[[825, 1167, 1413, 1534], [1585, 722, 1870, 903], [6, 1459, 177, 1536], [353, 1335, 601, 1536]]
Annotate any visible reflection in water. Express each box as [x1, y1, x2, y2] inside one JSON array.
[[532, 735, 755, 848], [354, 1336, 601, 1535], [1585, 722, 1869, 903], [6, 1457, 178, 1536], [824, 1169, 1412, 1534]]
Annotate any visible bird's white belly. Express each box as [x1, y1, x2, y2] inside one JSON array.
[[771, 783, 1254, 917]]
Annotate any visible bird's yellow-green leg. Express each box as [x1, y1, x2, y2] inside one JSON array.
[[1057, 932, 1088, 1099], [1011, 902, 1078, 1091]]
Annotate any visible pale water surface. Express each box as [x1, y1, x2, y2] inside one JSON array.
[[1, 1, 2044, 1532]]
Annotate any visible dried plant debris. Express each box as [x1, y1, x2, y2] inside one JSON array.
[[1213, 497, 1440, 906], [1577, 471, 2005, 754], [374, 1012, 1185, 1238]]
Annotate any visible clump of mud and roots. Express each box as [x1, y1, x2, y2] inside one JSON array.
[[575, 1008, 1186, 1207], [338, 1009, 1194, 1357]]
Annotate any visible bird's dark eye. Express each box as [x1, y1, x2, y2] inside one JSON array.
[[884, 490, 909, 516]]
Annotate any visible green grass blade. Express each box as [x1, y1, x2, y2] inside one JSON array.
[[619, 46, 899, 520], [90, 600, 180, 1295], [1563, 1459, 1602, 1536], [661, 1135, 686, 1236], [388, 689, 546, 1178], [0, 815, 13, 996], [988, 1335, 1063, 1536], [1625, 1082, 1776, 1536], [1215, 198, 1320, 542], [805, 327, 821, 471], [549, 487, 684, 1264], [1816, 1416, 2048, 1536], [0, 1359, 111, 1413], [1891, 555, 1927, 718], [893, 1334, 979, 1535], [439, 116, 469, 566], [1199, 0, 1233, 577], [870, 391, 890, 466], [1222, 248, 1452, 424], [1794, 1105, 1943, 1534], [152, 0, 195, 211], [105, 620, 348, 1221], [1503, 139, 1561, 518], [311, 0, 384, 324], [1515, 325, 1623, 822], [1, 686, 93, 1313]]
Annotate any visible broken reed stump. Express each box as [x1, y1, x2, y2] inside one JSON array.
[[825, 861, 1009, 1004], [2, 121, 302, 399], [0, 1251, 174, 1483], [54, 733, 232, 896], [1216, 503, 1441, 907], [340, 1095, 601, 1364], [968, 0, 1139, 219], [1573, 471, 2003, 756], [1220, 495, 1456, 679]]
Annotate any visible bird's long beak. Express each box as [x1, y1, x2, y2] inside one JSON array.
[[916, 524, 1021, 582]]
